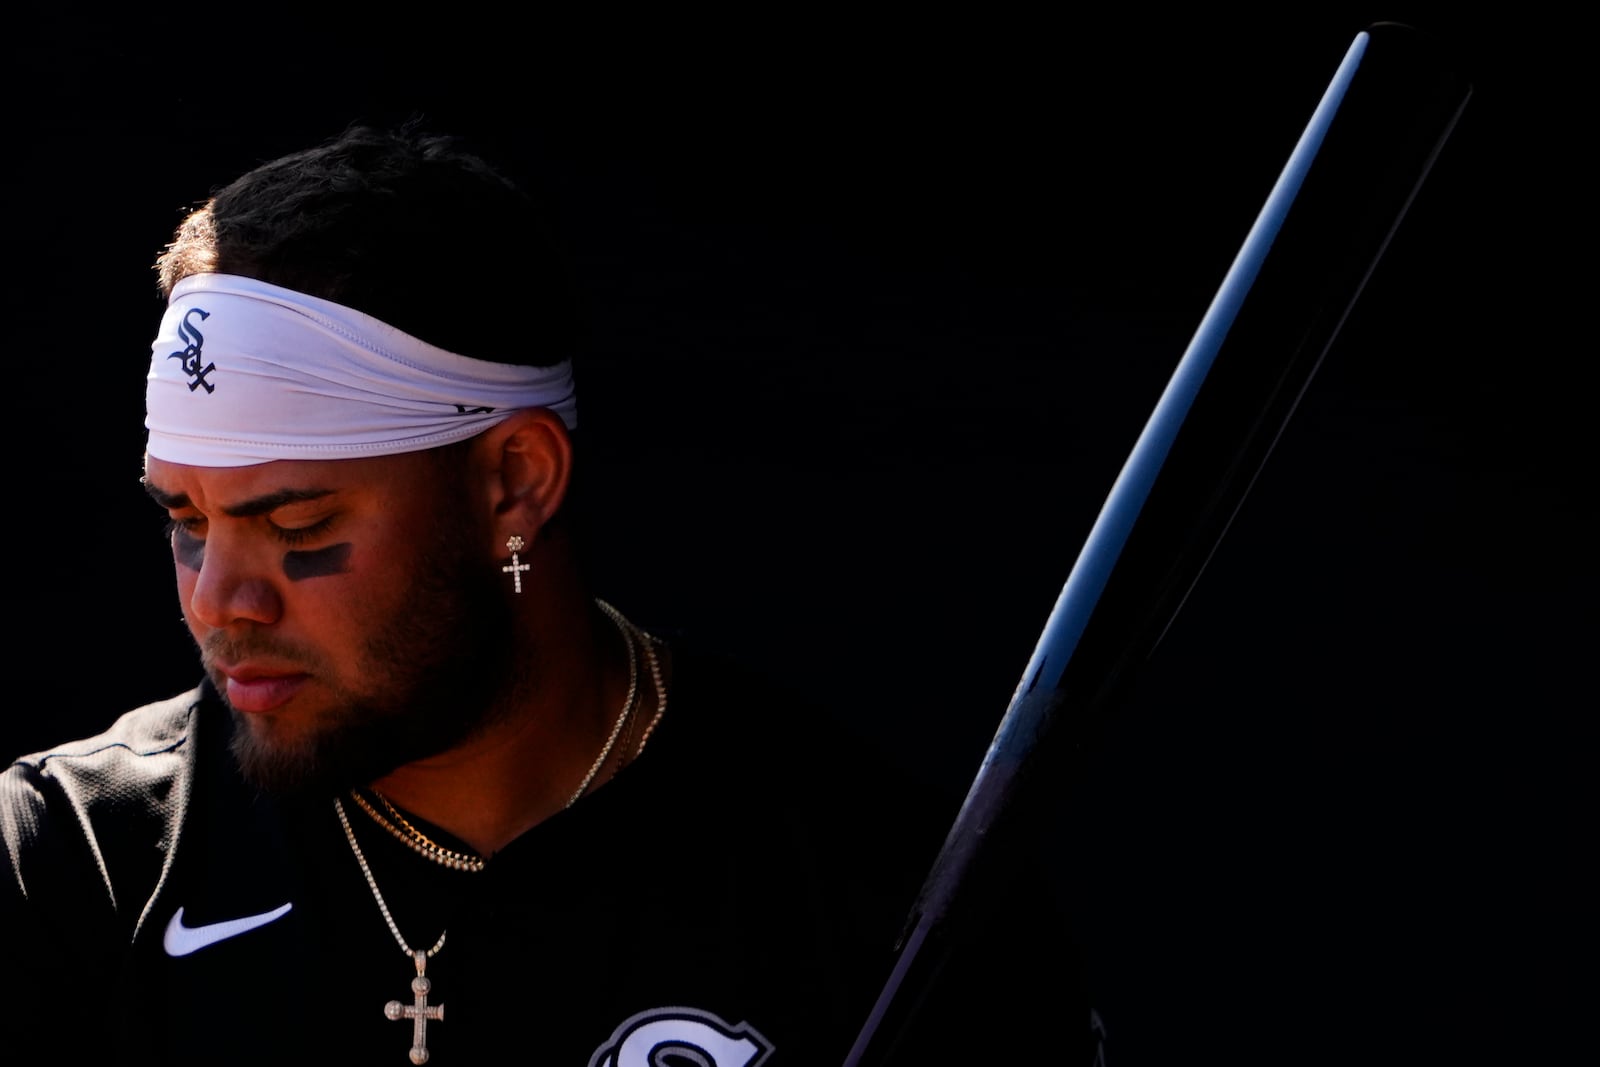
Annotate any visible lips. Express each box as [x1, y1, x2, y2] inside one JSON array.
[[215, 663, 311, 714]]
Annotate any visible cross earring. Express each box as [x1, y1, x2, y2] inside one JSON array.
[[502, 535, 531, 593]]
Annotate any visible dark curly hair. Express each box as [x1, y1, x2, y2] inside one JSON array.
[[155, 121, 581, 368]]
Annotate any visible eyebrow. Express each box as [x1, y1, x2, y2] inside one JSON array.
[[141, 478, 336, 518]]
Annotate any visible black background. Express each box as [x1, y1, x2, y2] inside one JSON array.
[[5, 6, 1588, 1064]]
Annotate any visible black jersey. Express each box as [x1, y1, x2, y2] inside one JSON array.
[[3, 644, 1096, 1065]]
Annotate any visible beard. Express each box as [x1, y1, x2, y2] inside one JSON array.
[[210, 514, 521, 798]]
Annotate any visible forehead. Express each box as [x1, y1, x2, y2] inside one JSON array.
[[142, 451, 444, 508]]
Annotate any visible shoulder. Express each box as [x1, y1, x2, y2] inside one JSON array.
[[652, 638, 944, 831], [10, 686, 202, 763], [5, 685, 204, 810], [644, 639, 1105, 1058], [645, 635, 952, 920], [2, 686, 206, 909], [0, 686, 211, 1053]]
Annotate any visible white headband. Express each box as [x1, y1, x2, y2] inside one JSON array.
[[145, 273, 578, 467]]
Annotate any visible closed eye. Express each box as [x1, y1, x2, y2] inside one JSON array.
[[270, 516, 336, 546]]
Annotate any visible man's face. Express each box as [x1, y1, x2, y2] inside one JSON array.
[[143, 449, 515, 795]]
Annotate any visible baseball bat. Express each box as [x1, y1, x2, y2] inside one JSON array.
[[843, 21, 1473, 1065]]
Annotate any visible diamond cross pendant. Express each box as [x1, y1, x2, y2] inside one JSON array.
[[384, 950, 445, 1064]]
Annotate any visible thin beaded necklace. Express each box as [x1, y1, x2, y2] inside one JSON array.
[[334, 794, 447, 1064], [333, 597, 665, 1064]]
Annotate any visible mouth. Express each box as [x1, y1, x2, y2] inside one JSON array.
[[214, 662, 311, 714]]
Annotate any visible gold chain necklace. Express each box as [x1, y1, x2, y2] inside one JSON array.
[[347, 789, 487, 872]]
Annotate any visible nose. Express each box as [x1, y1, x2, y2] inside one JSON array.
[[184, 534, 284, 630]]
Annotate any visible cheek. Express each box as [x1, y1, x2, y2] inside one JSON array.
[[170, 533, 201, 623], [174, 568, 200, 623]]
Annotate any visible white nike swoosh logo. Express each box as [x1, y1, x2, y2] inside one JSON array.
[[162, 902, 294, 956]]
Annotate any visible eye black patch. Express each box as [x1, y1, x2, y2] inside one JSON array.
[[173, 527, 204, 571], [283, 543, 353, 581]]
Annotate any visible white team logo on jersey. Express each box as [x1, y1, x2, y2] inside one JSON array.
[[588, 1006, 773, 1067]]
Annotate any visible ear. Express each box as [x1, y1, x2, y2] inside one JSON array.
[[470, 408, 574, 547]]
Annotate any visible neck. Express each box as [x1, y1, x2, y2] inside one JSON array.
[[366, 594, 664, 857]]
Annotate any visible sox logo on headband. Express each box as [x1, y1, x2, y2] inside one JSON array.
[[145, 273, 578, 467]]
